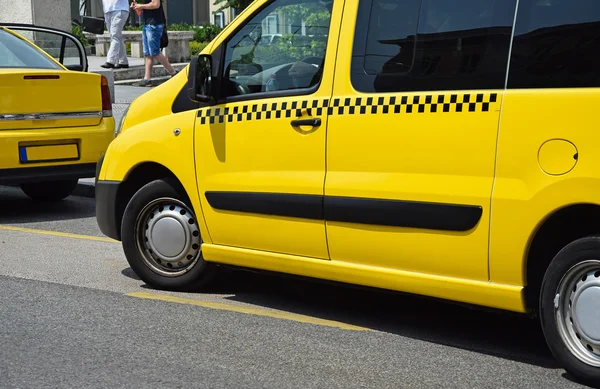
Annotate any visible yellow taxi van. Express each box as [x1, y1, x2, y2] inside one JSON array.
[[96, 0, 600, 384], [0, 24, 114, 201]]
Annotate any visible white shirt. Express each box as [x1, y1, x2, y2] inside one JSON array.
[[102, 0, 129, 13]]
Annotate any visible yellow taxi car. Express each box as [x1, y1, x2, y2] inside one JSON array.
[[96, 0, 600, 384], [0, 24, 114, 201]]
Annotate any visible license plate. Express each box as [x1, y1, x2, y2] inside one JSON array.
[[19, 144, 79, 163]]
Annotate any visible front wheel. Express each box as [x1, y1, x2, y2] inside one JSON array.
[[121, 178, 217, 291], [540, 236, 600, 387], [20, 179, 78, 201]]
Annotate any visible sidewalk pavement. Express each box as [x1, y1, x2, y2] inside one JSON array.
[[74, 84, 151, 199], [88, 56, 146, 71]]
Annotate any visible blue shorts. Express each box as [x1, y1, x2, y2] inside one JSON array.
[[142, 24, 163, 57]]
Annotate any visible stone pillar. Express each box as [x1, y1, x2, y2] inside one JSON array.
[[0, 0, 71, 31]]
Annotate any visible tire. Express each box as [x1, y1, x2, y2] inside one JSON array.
[[20, 179, 78, 201], [540, 236, 600, 387], [121, 178, 217, 291]]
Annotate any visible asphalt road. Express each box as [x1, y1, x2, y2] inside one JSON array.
[[0, 185, 596, 389]]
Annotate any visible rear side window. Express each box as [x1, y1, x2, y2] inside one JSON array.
[[508, 0, 600, 88], [351, 0, 517, 93], [0, 29, 61, 69]]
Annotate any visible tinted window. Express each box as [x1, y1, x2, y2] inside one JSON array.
[[0, 29, 61, 69], [219, 0, 333, 99], [14, 29, 84, 68], [351, 0, 517, 93], [508, 0, 600, 88]]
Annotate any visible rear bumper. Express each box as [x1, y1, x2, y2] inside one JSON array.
[[0, 162, 96, 184], [96, 179, 122, 241], [0, 118, 115, 175]]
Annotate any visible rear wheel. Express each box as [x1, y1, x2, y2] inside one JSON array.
[[121, 178, 217, 291], [540, 236, 600, 387], [20, 179, 78, 201]]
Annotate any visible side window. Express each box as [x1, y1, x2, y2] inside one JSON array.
[[508, 0, 600, 88], [0, 29, 61, 70], [351, 0, 517, 93], [7, 29, 85, 70], [219, 0, 333, 99]]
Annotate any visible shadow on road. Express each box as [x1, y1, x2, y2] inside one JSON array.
[[0, 185, 95, 224], [126, 264, 559, 371]]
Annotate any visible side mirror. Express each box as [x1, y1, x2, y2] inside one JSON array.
[[188, 54, 214, 103]]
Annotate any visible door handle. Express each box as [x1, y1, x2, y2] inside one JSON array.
[[291, 118, 321, 127]]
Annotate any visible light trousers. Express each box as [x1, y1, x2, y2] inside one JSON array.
[[105, 10, 129, 65]]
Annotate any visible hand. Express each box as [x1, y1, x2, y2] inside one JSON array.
[[130, 0, 137, 9]]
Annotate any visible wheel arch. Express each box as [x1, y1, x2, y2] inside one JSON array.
[[524, 203, 600, 313], [114, 162, 189, 241]]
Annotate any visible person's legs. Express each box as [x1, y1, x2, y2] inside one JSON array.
[[144, 55, 153, 80], [133, 25, 154, 86], [149, 24, 177, 76], [102, 11, 116, 68], [105, 11, 121, 67], [153, 52, 175, 75], [114, 10, 129, 67], [134, 24, 178, 86]]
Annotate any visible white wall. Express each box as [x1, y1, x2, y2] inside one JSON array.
[[0, 0, 34, 24], [0, 0, 71, 31]]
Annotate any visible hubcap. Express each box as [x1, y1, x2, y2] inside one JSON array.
[[555, 260, 600, 367], [135, 198, 202, 277], [574, 287, 600, 343]]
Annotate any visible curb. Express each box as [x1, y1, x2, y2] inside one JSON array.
[[73, 180, 95, 199]]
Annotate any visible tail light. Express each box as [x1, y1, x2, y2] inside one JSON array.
[[101, 75, 113, 117]]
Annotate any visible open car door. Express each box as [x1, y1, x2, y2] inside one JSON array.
[[0, 23, 88, 72]]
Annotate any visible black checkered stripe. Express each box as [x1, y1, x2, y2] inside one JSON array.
[[198, 99, 330, 125], [197, 93, 499, 124]]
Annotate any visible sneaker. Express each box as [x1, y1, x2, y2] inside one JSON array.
[[115, 63, 129, 69], [133, 79, 152, 87], [170, 70, 179, 78], [100, 62, 115, 69]]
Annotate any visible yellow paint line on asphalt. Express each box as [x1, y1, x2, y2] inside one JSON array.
[[127, 291, 369, 331], [0, 225, 117, 243]]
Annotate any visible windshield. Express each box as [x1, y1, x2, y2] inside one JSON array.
[[0, 28, 62, 69]]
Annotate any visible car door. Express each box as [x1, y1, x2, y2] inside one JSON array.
[[324, 0, 517, 282], [1, 23, 88, 72], [193, 0, 341, 259]]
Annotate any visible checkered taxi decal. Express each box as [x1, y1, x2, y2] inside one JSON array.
[[197, 93, 499, 124]]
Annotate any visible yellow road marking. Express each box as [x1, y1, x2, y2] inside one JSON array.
[[127, 291, 369, 331], [0, 225, 117, 243]]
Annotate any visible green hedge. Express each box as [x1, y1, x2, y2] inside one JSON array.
[[190, 41, 209, 56], [124, 22, 222, 45]]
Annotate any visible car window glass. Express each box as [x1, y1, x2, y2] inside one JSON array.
[[508, 0, 600, 88], [13, 30, 83, 68], [351, 0, 517, 93], [0, 29, 61, 69], [220, 0, 333, 99]]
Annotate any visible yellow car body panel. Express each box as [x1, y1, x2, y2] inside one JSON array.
[[117, 68, 193, 134], [99, 106, 212, 244], [99, 0, 525, 312], [97, 0, 600, 319], [0, 27, 114, 179], [490, 89, 600, 286], [192, 0, 345, 259], [203, 243, 524, 312], [324, 0, 502, 284]]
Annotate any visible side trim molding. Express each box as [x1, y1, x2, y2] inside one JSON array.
[[204, 191, 483, 232], [205, 192, 323, 220], [324, 196, 482, 231]]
